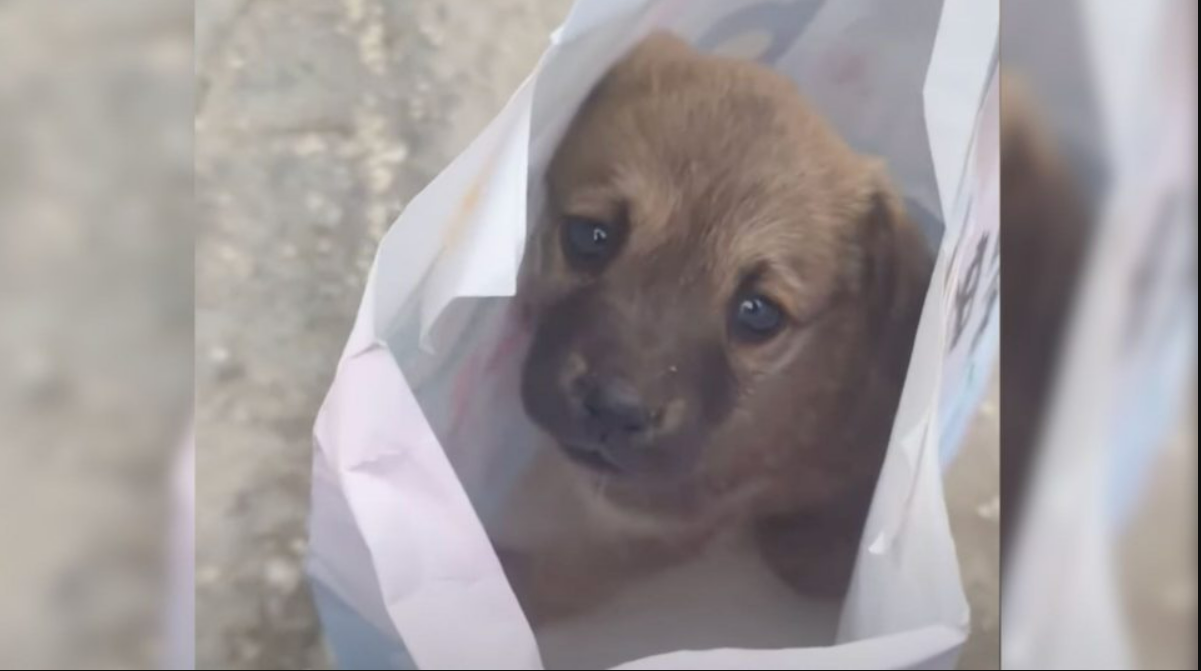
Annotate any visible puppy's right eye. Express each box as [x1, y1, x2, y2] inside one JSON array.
[[562, 216, 617, 266], [731, 294, 786, 341]]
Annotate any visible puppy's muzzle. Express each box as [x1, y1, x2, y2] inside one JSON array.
[[574, 373, 659, 439]]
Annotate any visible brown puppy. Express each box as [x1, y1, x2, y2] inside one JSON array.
[[502, 33, 933, 625]]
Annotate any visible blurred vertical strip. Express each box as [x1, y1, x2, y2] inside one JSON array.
[[1, 1, 193, 667], [166, 424, 195, 670], [1000, 0, 1197, 668]]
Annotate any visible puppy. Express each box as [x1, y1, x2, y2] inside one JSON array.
[[500, 33, 933, 625]]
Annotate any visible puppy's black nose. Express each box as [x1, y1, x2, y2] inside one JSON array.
[[580, 376, 652, 436]]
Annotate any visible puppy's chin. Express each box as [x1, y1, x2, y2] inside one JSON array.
[[550, 437, 700, 481], [554, 439, 629, 475]]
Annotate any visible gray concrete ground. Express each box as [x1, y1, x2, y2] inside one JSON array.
[[196, 2, 576, 667], [193, 1, 1002, 669]]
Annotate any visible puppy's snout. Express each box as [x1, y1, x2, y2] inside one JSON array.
[[574, 374, 658, 438]]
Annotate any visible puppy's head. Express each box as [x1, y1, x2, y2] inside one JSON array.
[[519, 34, 929, 492]]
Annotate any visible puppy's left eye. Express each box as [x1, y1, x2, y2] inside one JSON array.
[[732, 295, 785, 339], [562, 216, 616, 264]]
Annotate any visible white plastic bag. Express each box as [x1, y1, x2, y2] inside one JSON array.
[[307, 1, 998, 668]]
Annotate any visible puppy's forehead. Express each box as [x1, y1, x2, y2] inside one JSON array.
[[549, 34, 871, 278]]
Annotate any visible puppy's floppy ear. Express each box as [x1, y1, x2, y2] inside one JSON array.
[[855, 167, 934, 378]]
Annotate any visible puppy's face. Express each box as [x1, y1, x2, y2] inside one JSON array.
[[519, 35, 919, 489]]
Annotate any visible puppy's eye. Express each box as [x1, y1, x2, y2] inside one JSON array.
[[562, 216, 616, 264], [732, 295, 785, 339]]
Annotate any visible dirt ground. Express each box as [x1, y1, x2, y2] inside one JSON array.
[[193, 1, 1001, 668]]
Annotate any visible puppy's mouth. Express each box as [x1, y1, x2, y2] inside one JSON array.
[[558, 441, 626, 474]]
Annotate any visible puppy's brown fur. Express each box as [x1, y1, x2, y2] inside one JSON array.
[[502, 33, 933, 624]]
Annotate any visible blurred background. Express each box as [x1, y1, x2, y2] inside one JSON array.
[[0, 1, 1194, 669], [1, 1, 193, 667], [1000, 1, 1196, 668]]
